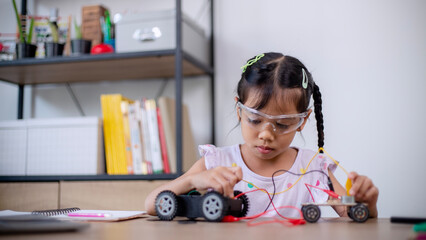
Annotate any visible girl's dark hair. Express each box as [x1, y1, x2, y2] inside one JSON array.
[[237, 52, 325, 149]]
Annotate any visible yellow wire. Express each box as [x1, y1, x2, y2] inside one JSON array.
[[241, 148, 348, 195], [242, 148, 321, 195], [320, 148, 349, 176]]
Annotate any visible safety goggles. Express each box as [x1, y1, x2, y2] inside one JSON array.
[[237, 102, 309, 135]]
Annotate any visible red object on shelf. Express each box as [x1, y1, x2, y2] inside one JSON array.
[[90, 43, 114, 55], [0, 42, 3, 52]]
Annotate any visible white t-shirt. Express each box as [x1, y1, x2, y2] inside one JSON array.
[[199, 144, 337, 218]]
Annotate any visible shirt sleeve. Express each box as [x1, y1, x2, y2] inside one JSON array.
[[198, 144, 218, 170]]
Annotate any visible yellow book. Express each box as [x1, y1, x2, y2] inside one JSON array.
[[121, 101, 134, 174], [101, 94, 134, 175], [101, 95, 114, 174], [112, 95, 127, 174]]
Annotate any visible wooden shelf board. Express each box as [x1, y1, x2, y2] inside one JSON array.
[[0, 50, 211, 85]]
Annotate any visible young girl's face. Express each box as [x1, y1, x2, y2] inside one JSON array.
[[238, 89, 310, 161]]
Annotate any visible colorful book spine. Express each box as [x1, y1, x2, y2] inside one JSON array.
[[157, 106, 170, 174], [141, 99, 153, 174], [101, 95, 114, 174], [101, 94, 132, 175], [145, 99, 163, 174], [121, 101, 134, 174], [134, 100, 148, 174], [157, 97, 176, 173], [128, 103, 143, 174]]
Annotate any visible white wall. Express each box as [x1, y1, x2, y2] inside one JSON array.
[[215, 0, 426, 218], [1, 0, 425, 218]]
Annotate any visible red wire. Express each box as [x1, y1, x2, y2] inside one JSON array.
[[304, 183, 340, 202], [232, 188, 305, 226], [305, 184, 316, 203]]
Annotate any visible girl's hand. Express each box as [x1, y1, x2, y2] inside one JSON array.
[[348, 172, 379, 217], [189, 166, 242, 198]]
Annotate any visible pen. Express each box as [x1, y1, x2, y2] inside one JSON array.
[[68, 213, 111, 218], [391, 216, 426, 224]]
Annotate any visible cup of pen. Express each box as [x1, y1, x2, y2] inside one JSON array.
[[71, 39, 92, 55], [16, 43, 37, 59], [44, 42, 65, 57]]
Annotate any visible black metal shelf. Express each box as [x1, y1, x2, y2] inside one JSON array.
[[0, 174, 180, 182], [0, 0, 215, 182]]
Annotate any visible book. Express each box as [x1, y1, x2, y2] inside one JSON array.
[[145, 99, 163, 174], [101, 95, 114, 174], [157, 106, 170, 174], [134, 100, 149, 174], [128, 102, 144, 174], [121, 101, 134, 174], [101, 94, 133, 174], [140, 99, 153, 174], [157, 97, 198, 173], [0, 213, 89, 233], [0, 208, 147, 222]]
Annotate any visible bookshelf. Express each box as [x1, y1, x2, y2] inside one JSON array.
[[0, 0, 215, 182]]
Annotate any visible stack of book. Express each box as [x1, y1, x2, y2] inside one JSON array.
[[101, 95, 197, 175]]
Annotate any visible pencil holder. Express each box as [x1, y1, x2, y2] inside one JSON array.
[[44, 42, 64, 57], [71, 39, 92, 55], [15, 43, 37, 59]]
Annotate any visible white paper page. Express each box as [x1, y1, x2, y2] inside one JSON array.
[[51, 210, 147, 221], [0, 210, 32, 216]]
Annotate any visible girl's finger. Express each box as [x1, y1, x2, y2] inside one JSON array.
[[220, 169, 240, 186], [357, 177, 373, 198], [209, 178, 224, 195], [363, 186, 379, 204], [230, 166, 243, 180], [213, 174, 233, 198], [349, 175, 365, 196], [348, 171, 359, 181]]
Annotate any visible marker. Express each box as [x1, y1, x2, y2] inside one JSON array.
[[414, 222, 426, 232], [68, 213, 111, 218]]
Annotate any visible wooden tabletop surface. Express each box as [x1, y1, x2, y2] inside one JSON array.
[[0, 217, 415, 240]]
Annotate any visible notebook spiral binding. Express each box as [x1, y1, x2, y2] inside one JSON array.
[[31, 207, 81, 216]]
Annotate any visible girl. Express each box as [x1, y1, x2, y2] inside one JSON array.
[[145, 52, 378, 218]]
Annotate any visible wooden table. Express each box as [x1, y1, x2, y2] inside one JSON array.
[[0, 217, 415, 240]]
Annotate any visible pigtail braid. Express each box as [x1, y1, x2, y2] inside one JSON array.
[[312, 83, 324, 150]]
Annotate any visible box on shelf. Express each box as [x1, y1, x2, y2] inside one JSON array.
[[82, 5, 108, 48], [0, 120, 27, 175], [0, 117, 104, 176], [116, 9, 210, 66]]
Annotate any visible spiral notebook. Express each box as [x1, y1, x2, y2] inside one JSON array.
[[0, 208, 147, 222]]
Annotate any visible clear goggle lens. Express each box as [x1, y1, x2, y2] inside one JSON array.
[[237, 102, 308, 135]]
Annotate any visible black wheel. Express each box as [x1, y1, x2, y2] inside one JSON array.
[[155, 190, 178, 221], [201, 191, 227, 222], [347, 208, 354, 220], [349, 204, 369, 223], [234, 190, 250, 217], [302, 204, 321, 223]]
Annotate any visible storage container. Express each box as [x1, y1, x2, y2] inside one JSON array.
[[0, 117, 104, 176], [116, 9, 210, 66]]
